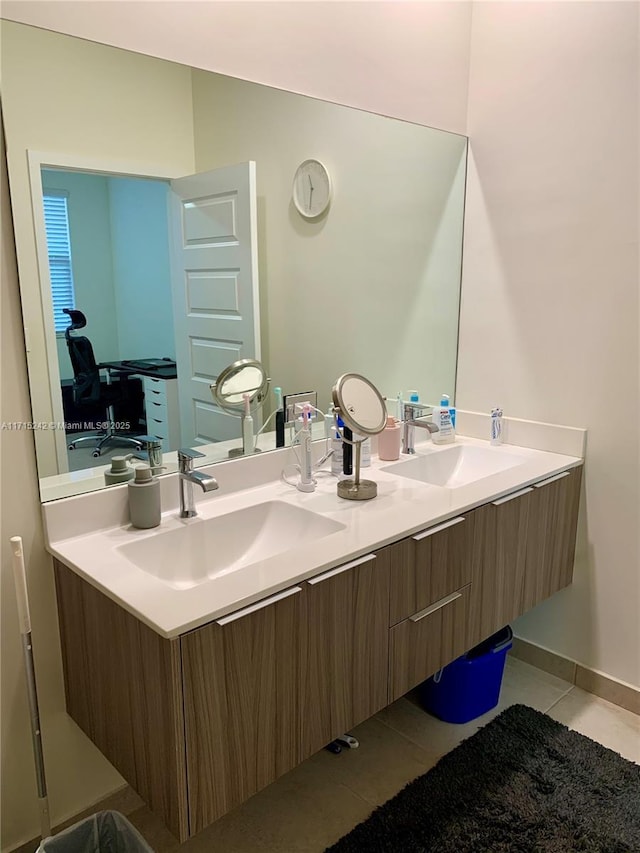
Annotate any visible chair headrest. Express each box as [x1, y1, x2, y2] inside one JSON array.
[[63, 308, 87, 339]]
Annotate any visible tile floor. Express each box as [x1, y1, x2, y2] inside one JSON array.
[[116, 656, 639, 852]]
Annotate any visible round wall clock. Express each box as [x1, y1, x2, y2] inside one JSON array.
[[292, 159, 332, 219]]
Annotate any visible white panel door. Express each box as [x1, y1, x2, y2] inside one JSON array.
[[170, 162, 260, 446]]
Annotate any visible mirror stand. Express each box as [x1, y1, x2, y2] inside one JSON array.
[[332, 373, 387, 502], [337, 439, 378, 501]]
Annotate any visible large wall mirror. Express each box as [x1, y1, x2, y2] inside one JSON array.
[[1, 20, 467, 502]]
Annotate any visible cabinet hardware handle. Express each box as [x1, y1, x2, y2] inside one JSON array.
[[413, 516, 465, 541], [410, 590, 463, 622], [152, 402, 162, 407], [307, 554, 376, 585], [492, 487, 534, 506], [215, 586, 302, 625], [533, 471, 570, 488]]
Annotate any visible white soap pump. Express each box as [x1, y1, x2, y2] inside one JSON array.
[[128, 465, 161, 529]]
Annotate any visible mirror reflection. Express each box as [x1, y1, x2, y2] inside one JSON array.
[[1, 20, 467, 501]]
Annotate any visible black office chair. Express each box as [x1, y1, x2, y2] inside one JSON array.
[[63, 308, 142, 457]]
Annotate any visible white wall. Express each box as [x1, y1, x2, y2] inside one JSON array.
[[458, 1, 639, 687], [108, 177, 175, 361], [192, 70, 466, 411]]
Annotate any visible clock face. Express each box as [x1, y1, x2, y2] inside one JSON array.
[[292, 159, 332, 219]]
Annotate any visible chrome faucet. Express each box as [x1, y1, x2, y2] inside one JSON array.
[[177, 448, 219, 518], [136, 435, 164, 473], [402, 402, 439, 454]]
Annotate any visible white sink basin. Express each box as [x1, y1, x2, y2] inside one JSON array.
[[382, 444, 527, 489], [118, 500, 346, 590]]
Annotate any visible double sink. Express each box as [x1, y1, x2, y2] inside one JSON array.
[[118, 443, 529, 592]]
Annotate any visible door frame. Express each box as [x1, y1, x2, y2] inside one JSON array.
[[25, 151, 177, 473]]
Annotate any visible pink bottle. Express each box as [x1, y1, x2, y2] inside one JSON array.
[[378, 415, 402, 461]]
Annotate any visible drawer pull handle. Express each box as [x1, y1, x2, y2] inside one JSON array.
[[152, 402, 163, 407], [413, 516, 465, 541], [216, 586, 302, 625], [533, 471, 570, 488], [308, 554, 376, 585], [492, 487, 534, 506], [410, 590, 463, 622]]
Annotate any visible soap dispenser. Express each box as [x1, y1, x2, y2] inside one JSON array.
[[104, 454, 135, 485], [128, 465, 161, 529]]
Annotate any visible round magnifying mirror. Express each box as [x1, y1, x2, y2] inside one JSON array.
[[332, 373, 387, 436], [211, 358, 269, 414], [332, 373, 387, 501]]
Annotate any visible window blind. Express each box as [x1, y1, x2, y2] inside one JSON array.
[[43, 191, 75, 333]]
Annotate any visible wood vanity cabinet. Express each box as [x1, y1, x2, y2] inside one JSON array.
[[468, 466, 583, 647], [52, 464, 582, 842], [387, 512, 479, 702], [181, 586, 305, 833], [301, 551, 391, 759]]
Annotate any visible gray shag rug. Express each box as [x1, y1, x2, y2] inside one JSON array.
[[326, 704, 640, 852]]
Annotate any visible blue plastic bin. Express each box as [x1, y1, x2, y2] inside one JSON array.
[[419, 625, 513, 724]]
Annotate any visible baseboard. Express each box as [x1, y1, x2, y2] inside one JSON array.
[[8, 785, 143, 853], [511, 637, 639, 716]]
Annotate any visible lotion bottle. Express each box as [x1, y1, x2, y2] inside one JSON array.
[[432, 394, 455, 444], [128, 465, 161, 529]]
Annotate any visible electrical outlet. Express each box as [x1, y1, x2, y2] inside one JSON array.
[[283, 391, 318, 424]]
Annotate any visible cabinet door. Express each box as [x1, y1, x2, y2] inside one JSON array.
[[523, 467, 583, 610], [181, 586, 304, 833], [468, 487, 534, 646], [389, 513, 476, 625], [302, 551, 390, 759], [389, 584, 471, 702]]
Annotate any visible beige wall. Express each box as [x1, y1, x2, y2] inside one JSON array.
[[1, 20, 195, 477], [1, 132, 127, 848], [0, 1, 472, 135], [0, 22, 196, 851], [459, 1, 639, 688], [192, 70, 466, 410]]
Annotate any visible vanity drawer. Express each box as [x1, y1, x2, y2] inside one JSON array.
[[143, 377, 169, 404], [389, 584, 471, 702], [389, 512, 477, 625], [146, 398, 169, 423]]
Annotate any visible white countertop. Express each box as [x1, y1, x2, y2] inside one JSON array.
[[44, 434, 583, 639]]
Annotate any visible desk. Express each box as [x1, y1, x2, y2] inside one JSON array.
[[100, 359, 178, 381], [101, 360, 179, 452]]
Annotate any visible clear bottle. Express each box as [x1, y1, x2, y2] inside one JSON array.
[[353, 433, 371, 467], [127, 465, 161, 529]]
